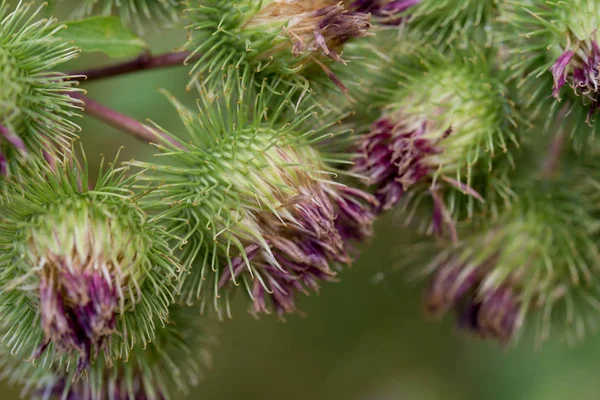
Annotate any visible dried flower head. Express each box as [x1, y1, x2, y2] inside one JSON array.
[[351, 46, 517, 237], [72, 0, 181, 31], [133, 72, 377, 318], [183, 0, 372, 91], [0, 307, 216, 400], [423, 176, 600, 345], [0, 152, 179, 374], [0, 1, 81, 175]]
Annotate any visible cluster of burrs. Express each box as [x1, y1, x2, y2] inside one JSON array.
[[0, 1, 378, 398], [4, 0, 600, 399]]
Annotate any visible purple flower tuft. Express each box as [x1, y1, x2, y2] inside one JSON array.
[[244, 2, 371, 93], [218, 153, 378, 316], [219, 235, 341, 316], [353, 116, 450, 212], [352, 113, 482, 241], [36, 267, 117, 373], [550, 50, 575, 100], [254, 2, 371, 65], [550, 40, 600, 119], [457, 286, 520, 344], [334, 186, 379, 244], [425, 259, 521, 344], [312, 5, 372, 62], [426, 261, 479, 315]]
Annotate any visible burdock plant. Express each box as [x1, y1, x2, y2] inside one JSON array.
[[4, 0, 600, 397], [0, 153, 179, 373], [133, 72, 377, 317], [0, 1, 81, 175], [501, 1, 600, 145], [347, 44, 518, 238], [1, 306, 216, 400], [423, 148, 600, 345], [183, 0, 372, 91]]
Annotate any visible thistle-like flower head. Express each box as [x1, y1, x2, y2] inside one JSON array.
[[502, 1, 600, 125], [134, 72, 377, 317], [0, 152, 179, 373], [1, 307, 216, 400], [424, 175, 600, 345], [184, 0, 372, 91], [351, 45, 517, 236], [72, 0, 181, 31], [0, 1, 81, 175]]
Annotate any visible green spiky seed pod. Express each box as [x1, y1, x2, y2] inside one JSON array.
[[0, 151, 180, 374], [183, 0, 372, 91], [72, 0, 180, 31], [424, 171, 600, 345], [0, 1, 81, 175], [133, 71, 377, 318], [350, 44, 518, 237], [1, 306, 217, 400], [501, 1, 600, 145]]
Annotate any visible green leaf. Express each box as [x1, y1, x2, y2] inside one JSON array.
[[55, 16, 148, 58]]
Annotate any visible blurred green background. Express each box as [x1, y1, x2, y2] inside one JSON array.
[[4, 3, 600, 399]]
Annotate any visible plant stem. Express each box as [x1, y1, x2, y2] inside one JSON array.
[[69, 51, 197, 82], [69, 92, 185, 149]]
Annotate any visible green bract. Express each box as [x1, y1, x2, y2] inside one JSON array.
[[0, 152, 179, 374], [0, 1, 81, 172], [133, 71, 377, 318], [183, 0, 372, 91]]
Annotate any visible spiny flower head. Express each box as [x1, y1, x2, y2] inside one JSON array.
[[0, 307, 217, 400], [0, 151, 179, 374], [0, 1, 81, 175], [502, 1, 600, 124], [183, 0, 372, 91], [351, 45, 517, 236], [424, 175, 600, 345], [72, 0, 181, 32], [134, 72, 377, 318]]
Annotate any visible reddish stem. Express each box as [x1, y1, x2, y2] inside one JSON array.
[[69, 51, 197, 82], [70, 92, 184, 149]]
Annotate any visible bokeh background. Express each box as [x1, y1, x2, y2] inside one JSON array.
[[4, 3, 600, 399]]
